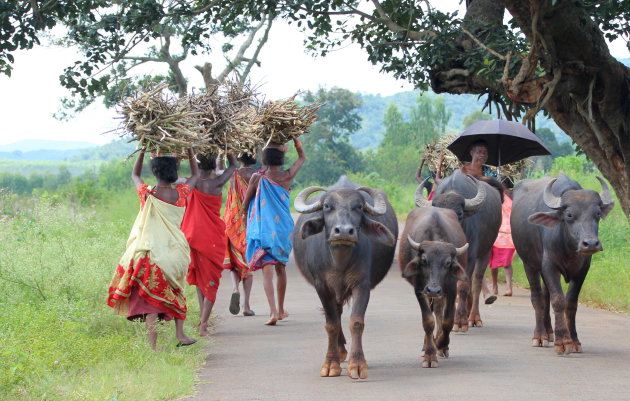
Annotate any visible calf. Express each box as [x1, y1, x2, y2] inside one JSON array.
[[293, 176, 398, 379], [511, 174, 614, 354], [399, 205, 468, 367]]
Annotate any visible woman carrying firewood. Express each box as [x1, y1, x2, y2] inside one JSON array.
[[243, 139, 306, 326], [223, 152, 258, 317], [181, 153, 236, 336], [107, 148, 200, 350]]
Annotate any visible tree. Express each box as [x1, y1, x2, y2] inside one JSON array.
[[297, 87, 364, 185], [463, 110, 493, 128], [3, 1, 629, 215]]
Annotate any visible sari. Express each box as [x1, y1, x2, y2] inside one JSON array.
[[245, 173, 294, 271], [181, 188, 227, 303], [223, 170, 252, 278], [489, 196, 516, 268], [107, 184, 190, 321]]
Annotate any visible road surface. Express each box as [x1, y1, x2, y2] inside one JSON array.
[[185, 252, 630, 401]]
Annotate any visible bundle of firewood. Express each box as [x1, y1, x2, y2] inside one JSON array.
[[421, 134, 530, 183], [116, 84, 202, 158], [247, 95, 321, 145]]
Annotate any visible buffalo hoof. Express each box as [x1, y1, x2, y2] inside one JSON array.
[[531, 337, 548, 347], [453, 324, 468, 333], [422, 354, 439, 368], [438, 348, 449, 358], [572, 342, 583, 353], [469, 319, 483, 328], [347, 358, 368, 379], [547, 333, 555, 343], [320, 360, 342, 377], [554, 338, 573, 355]]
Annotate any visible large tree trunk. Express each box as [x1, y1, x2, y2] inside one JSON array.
[[431, 0, 630, 217]]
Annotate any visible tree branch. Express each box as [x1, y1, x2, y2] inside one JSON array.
[[370, 0, 437, 40]]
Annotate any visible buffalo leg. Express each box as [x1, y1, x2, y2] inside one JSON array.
[[453, 280, 470, 332], [315, 286, 343, 377], [542, 281, 554, 343], [336, 302, 348, 362], [541, 261, 573, 355], [524, 263, 549, 347], [565, 262, 590, 353], [436, 290, 456, 358], [468, 252, 491, 327], [415, 291, 439, 368], [347, 285, 370, 379]]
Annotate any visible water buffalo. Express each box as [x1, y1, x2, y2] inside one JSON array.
[[416, 170, 501, 330], [293, 176, 398, 379], [399, 205, 468, 367], [511, 174, 615, 354]]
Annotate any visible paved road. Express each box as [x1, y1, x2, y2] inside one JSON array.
[[186, 253, 630, 401]]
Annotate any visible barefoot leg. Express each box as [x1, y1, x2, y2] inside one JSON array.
[[146, 313, 158, 351], [262, 265, 279, 325]]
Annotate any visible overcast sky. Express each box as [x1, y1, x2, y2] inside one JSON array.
[[1, 4, 628, 147]]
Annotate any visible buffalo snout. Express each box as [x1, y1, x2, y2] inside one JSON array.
[[578, 238, 603, 254], [423, 285, 443, 298], [329, 224, 359, 245]]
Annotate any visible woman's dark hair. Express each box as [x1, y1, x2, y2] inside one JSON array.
[[197, 153, 217, 171], [238, 152, 257, 166], [150, 157, 178, 183], [262, 148, 285, 166], [469, 139, 489, 151]]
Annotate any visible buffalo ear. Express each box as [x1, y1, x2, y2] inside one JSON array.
[[528, 211, 562, 227], [402, 257, 420, 278], [300, 216, 324, 239], [362, 216, 396, 247], [452, 262, 468, 282]]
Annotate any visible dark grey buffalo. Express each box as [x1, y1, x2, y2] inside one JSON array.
[[293, 176, 398, 379], [399, 205, 468, 368], [511, 174, 615, 354], [416, 170, 501, 330]]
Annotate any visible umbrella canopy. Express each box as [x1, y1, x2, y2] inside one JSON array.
[[447, 119, 551, 166]]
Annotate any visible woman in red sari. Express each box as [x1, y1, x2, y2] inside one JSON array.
[[223, 153, 257, 317], [181, 153, 236, 336], [107, 148, 199, 350]]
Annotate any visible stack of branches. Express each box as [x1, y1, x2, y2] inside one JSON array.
[[248, 95, 321, 145], [422, 134, 531, 184], [116, 84, 201, 158], [179, 81, 262, 155]]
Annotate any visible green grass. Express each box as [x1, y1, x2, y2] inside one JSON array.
[[0, 189, 208, 401]]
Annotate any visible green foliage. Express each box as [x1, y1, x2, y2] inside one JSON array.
[[296, 87, 365, 185], [462, 110, 492, 128], [0, 192, 207, 401]]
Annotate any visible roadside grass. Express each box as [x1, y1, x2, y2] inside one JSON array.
[[0, 189, 208, 401]]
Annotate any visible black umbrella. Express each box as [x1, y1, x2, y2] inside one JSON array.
[[447, 119, 551, 166]]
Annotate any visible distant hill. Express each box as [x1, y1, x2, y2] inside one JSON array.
[[351, 91, 567, 149], [0, 139, 97, 152]]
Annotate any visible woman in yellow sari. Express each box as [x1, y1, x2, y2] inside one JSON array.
[[107, 148, 200, 350]]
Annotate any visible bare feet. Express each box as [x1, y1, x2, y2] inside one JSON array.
[[265, 315, 279, 326], [278, 311, 289, 320], [503, 290, 513, 296]]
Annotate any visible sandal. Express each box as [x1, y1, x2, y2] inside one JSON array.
[[229, 292, 240, 315]]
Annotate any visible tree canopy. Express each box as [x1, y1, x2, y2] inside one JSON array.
[[2, 0, 629, 216]]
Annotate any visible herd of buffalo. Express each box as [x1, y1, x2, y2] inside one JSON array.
[[291, 172, 615, 379]]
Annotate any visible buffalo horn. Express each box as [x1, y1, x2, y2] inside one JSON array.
[[463, 178, 486, 212], [407, 235, 422, 251], [294, 186, 326, 213], [543, 178, 562, 209], [455, 243, 469, 256], [358, 186, 388, 216], [414, 177, 433, 208], [596, 176, 615, 207]]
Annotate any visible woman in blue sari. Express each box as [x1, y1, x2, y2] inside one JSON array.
[[243, 139, 306, 325]]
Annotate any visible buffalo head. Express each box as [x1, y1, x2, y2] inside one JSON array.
[[528, 177, 615, 255], [415, 175, 486, 223], [403, 238, 469, 298], [294, 186, 396, 247]]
